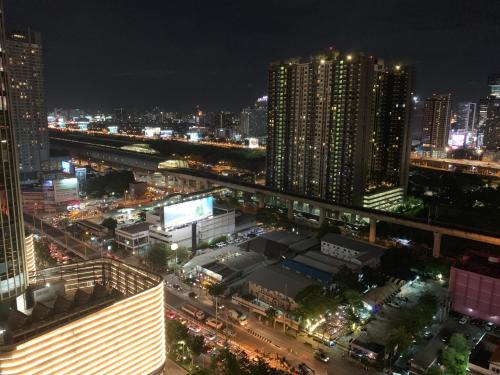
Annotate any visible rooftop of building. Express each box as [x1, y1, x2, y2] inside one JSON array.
[[412, 333, 451, 371], [183, 245, 241, 270], [239, 230, 316, 259], [321, 233, 385, 255], [245, 264, 318, 300], [469, 334, 500, 369], [115, 221, 150, 235], [261, 231, 309, 246], [453, 253, 500, 279], [0, 259, 162, 346]]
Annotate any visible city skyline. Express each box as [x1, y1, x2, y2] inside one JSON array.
[[5, 0, 500, 112]]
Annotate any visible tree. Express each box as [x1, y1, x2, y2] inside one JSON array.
[[166, 320, 188, 347], [386, 326, 413, 357], [442, 334, 469, 375], [208, 283, 227, 300], [146, 243, 170, 271], [265, 307, 277, 328], [331, 266, 363, 293], [316, 222, 341, 239], [187, 335, 206, 357], [101, 217, 117, 234], [360, 266, 386, 288], [34, 241, 57, 268], [295, 285, 340, 320], [176, 246, 190, 263], [426, 367, 443, 375]]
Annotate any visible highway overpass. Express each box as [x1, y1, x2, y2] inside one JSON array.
[[410, 156, 500, 178], [50, 135, 500, 257], [24, 212, 100, 260]]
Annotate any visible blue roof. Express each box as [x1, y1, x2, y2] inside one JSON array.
[[281, 259, 332, 283]]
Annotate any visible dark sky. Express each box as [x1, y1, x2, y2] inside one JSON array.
[[5, 0, 500, 113]]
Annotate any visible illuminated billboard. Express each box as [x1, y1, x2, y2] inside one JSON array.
[[187, 132, 200, 142], [163, 197, 213, 227], [144, 127, 161, 138], [160, 129, 173, 138], [61, 160, 72, 174], [450, 133, 465, 148], [247, 137, 259, 149]]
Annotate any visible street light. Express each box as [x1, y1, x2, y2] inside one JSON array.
[[171, 243, 179, 265]]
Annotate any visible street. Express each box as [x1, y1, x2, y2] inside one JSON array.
[[164, 274, 378, 375], [24, 212, 100, 259]]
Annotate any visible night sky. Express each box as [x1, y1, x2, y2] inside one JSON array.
[[5, 0, 500, 113]]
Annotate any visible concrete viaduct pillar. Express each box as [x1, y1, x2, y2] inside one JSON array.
[[319, 207, 326, 226], [369, 218, 377, 243], [257, 194, 267, 209], [287, 200, 294, 221], [433, 232, 442, 258]]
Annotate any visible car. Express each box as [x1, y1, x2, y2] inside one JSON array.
[[314, 349, 330, 363], [486, 322, 495, 332], [188, 291, 198, 299], [215, 338, 226, 347], [388, 302, 401, 309], [459, 316, 469, 325], [187, 323, 201, 333], [297, 363, 315, 374], [203, 332, 216, 342], [423, 331, 433, 340]]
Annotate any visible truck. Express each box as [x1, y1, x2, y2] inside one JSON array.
[[181, 304, 206, 321], [206, 317, 224, 330], [227, 308, 248, 326]]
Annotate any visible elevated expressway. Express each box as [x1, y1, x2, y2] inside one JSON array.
[[50, 136, 500, 257]]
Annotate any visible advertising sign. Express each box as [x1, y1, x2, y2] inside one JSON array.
[[163, 197, 213, 227], [247, 137, 259, 149], [61, 160, 72, 174]]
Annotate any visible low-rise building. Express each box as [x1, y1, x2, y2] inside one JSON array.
[[149, 207, 235, 249], [321, 233, 385, 268], [469, 334, 500, 375], [449, 253, 500, 325], [245, 264, 318, 311], [76, 219, 110, 240], [115, 222, 150, 254]]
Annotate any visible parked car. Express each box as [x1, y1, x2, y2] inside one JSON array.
[[173, 284, 182, 291], [297, 363, 315, 374], [188, 291, 198, 299], [314, 349, 330, 363], [459, 316, 469, 325]]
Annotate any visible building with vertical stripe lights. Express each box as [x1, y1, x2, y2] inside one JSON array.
[[0, 259, 166, 374]]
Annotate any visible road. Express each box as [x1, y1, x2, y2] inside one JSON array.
[[24, 212, 100, 259], [164, 274, 377, 375]]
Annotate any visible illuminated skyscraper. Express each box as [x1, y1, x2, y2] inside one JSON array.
[[6, 29, 49, 182], [0, 4, 28, 305], [240, 95, 267, 137], [456, 102, 476, 132], [487, 74, 500, 99], [421, 93, 452, 149], [266, 50, 414, 207]]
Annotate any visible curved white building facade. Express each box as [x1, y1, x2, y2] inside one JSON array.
[[0, 259, 166, 375]]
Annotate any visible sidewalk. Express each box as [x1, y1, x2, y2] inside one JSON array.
[[163, 358, 188, 375]]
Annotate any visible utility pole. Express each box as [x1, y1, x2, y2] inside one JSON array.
[[283, 283, 287, 334]]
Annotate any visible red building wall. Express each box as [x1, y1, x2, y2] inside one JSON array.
[[449, 267, 500, 325]]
